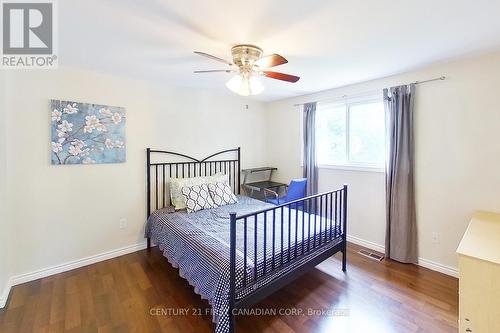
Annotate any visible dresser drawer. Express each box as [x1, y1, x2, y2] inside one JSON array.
[[459, 254, 500, 332]]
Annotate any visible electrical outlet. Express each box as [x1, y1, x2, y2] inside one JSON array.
[[119, 218, 128, 229], [431, 232, 440, 244]]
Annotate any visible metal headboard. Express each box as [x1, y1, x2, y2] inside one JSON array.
[[146, 147, 241, 217]]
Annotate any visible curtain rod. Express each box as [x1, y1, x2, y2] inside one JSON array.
[[293, 76, 446, 107]]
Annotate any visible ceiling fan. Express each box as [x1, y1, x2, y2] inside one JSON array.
[[194, 44, 300, 96]]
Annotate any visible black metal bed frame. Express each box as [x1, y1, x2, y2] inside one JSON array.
[[146, 147, 241, 248], [146, 148, 347, 333]]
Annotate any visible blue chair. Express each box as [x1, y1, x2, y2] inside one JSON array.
[[264, 178, 307, 205]]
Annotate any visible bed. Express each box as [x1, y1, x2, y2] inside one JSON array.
[[145, 148, 347, 333]]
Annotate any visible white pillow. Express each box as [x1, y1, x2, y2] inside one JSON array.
[[170, 173, 229, 210], [181, 184, 218, 213], [208, 182, 238, 206]]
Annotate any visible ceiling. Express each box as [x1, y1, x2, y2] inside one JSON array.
[[60, 0, 500, 101]]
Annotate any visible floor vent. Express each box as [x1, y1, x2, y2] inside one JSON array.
[[358, 249, 384, 261]]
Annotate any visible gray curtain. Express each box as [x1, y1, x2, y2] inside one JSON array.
[[303, 102, 318, 196], [384, 84, 417, 264]]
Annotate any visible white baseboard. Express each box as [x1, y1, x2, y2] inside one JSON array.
[[0, 241, 147, 309], [347, 234, 458, 278], [347, 234, 385, 253], [0, 281, 10, 308], [417, 258, 458, 278]]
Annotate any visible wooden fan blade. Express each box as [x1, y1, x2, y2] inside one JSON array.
[[255, 54, 288, 68], [263, 71, 300, 83], [194, 51, 233, 66], [193, 70, 235, 73]]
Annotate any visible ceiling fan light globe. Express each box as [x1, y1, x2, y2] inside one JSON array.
[[226, 75, 264, 96], [249, 76, 264, 95], [226, 75, 247, 96]]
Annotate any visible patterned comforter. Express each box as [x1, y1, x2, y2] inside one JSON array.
[[146, 196, 341, 333]]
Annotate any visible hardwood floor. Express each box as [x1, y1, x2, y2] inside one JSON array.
[[0, 243, 458, 333]]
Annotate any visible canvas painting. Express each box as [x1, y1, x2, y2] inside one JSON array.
[[50, 100, 126, 165]]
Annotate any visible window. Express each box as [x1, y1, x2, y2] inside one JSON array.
[[316, 97, 385, 170]]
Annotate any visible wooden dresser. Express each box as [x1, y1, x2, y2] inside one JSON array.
[[456, 211, 500, 333]]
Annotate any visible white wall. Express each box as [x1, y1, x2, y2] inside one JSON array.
[[265, 50, 500, 272], [1, 67, 268, 288], [316, 169, 386, 248], [0, 71, 13, 307]]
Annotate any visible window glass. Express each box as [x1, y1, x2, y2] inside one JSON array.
[[316, 104, 346, 165], [314, 98, 385, 168], [349, 101, 385, 165]]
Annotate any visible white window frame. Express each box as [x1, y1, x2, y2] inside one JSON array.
[[316, 95, 385, 173]]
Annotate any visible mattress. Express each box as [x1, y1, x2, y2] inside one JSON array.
[[146, 195, 341, 333]]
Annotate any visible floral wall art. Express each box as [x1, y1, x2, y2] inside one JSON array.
[[51, 100, 126, 165]]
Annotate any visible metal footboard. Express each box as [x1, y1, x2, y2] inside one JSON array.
[[228, 185, 348, 332]]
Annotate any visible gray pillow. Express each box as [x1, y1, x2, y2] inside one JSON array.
[[181, 184, 218, 213], [170, 173, 229, 210], [208, 182, 238, 206]]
